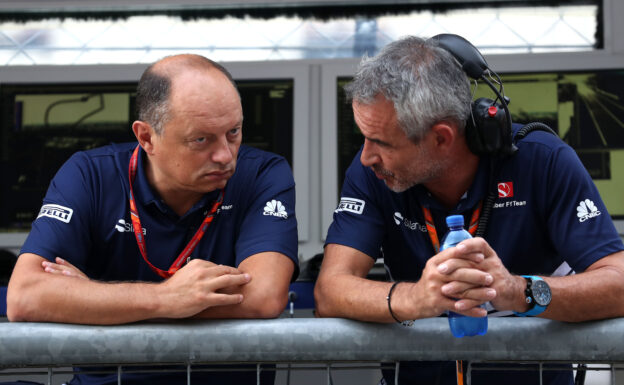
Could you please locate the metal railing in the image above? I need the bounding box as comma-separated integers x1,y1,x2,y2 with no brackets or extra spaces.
1,317,624,384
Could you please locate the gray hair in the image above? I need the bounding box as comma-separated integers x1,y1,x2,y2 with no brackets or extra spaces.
344,36,472,142
135,54,238,136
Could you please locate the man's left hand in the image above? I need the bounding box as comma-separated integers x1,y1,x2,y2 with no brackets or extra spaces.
437,237,526,313
42,257,89,280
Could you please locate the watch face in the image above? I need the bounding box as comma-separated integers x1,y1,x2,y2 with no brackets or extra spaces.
532,280,552,306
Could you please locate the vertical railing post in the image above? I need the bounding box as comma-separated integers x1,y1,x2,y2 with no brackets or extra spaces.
394,361,400,385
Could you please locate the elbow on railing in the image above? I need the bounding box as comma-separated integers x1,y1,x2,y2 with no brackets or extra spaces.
312,280,334,318
6,287,37,322
249,295,289,319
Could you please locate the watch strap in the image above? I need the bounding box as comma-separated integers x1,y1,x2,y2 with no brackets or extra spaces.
513,275,547,317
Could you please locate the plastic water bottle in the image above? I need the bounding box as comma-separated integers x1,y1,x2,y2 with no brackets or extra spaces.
440,215,488,337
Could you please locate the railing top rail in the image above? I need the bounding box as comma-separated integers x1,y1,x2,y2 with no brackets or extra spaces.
1,317,622,367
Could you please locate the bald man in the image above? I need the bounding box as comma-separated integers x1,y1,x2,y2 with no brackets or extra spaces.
7,55,298,385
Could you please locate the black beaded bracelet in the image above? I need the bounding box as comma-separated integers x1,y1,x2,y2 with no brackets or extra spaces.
386,281,403,323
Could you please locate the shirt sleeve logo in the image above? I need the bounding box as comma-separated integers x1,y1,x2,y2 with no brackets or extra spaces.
263,199,288,219
37,204,73,223
577,199,601,222
335,197,365,215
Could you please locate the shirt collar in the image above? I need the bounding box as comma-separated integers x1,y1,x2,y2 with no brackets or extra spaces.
133,146,220,216
413,156,490,213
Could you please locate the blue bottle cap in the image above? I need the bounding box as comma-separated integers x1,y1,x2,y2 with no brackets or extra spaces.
446,215,464,227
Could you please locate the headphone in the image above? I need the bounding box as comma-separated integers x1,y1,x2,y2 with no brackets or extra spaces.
429,34,517,157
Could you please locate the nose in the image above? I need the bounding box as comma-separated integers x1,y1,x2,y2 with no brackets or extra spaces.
360,139,379,168
211,136,234,165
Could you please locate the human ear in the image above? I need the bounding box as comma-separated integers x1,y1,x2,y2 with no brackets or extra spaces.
430,121,456,151
132,121,155,154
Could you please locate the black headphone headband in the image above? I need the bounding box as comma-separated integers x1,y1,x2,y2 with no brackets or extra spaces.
428,34,516,157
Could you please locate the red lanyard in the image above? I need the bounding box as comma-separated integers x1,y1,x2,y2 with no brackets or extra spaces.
128,145,224,279
422,200,482,254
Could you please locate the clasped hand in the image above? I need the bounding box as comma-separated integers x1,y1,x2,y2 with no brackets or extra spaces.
422,237,516,317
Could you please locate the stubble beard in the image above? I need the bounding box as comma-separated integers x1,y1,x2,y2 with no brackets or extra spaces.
378,148,445,194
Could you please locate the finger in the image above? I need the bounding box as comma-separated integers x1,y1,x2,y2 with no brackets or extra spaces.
55,257,73,267
452,299,489,317
455,238,495,259
42,261,62,272
443,267,493,287
208,264,244,277
433,246,485,265
186,259,218,268
54,258,88,279
208,273,252,291
54,257,80,271
442,283,496,301
207,292,245,307
42,263,61,274
437,258,482,275
43,264,74,277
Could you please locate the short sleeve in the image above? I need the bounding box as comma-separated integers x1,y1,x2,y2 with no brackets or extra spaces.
20,152,95,271
325,150,386,260
543,144,624,271
234,155,299,275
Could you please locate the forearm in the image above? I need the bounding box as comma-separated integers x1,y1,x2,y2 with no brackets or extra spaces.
490,251,624,322
7,253,250,324
315,273,399,322
542,263,624,322
8,272,163,324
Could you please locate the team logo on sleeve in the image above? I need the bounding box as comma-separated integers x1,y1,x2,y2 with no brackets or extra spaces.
37,204,73,223
577,199,601,222
263,200,288,219
335,197,365,214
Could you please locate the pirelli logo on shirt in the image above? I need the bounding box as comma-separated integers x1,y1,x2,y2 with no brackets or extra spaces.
335,197,365,215
37,204,73,223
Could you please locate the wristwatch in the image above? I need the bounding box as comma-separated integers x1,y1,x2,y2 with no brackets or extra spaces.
513,275,551,317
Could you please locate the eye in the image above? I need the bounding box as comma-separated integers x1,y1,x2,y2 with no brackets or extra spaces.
228,127,241,137
194,137,206,143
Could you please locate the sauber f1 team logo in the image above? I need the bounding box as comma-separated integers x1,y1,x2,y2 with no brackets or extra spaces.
498,182,514,198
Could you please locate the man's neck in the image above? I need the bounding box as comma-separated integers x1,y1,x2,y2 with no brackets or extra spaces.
144,159,203,217
424,153,480,210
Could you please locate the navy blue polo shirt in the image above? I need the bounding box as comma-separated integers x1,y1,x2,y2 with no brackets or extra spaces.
326,127,624,385
21,142,299,385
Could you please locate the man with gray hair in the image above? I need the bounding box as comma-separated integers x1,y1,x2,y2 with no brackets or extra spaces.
7,54,298,385
314,35,624,385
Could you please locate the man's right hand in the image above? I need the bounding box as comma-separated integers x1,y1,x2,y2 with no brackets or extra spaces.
156,259,251,318
390,243,495,320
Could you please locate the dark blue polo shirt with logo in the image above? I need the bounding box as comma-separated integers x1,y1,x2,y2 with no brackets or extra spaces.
325,127,624,385
21,142,299,385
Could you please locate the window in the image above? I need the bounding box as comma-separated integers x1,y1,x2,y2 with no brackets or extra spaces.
335,69,624,217
0,79,294,230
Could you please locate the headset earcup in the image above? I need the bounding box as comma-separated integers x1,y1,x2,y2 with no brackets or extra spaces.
466,98,512,155
465,100,487,155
